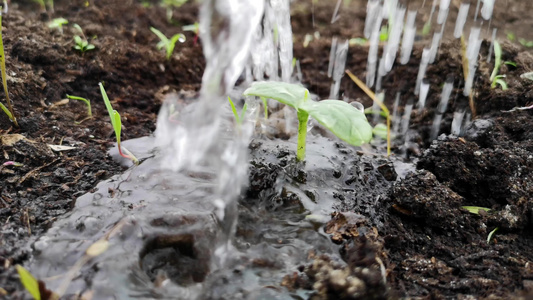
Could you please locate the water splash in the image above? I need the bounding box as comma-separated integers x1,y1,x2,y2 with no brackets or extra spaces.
431,76,454,140
418,79,430,109
329,39,349,99
400,10,417,65
454,2,470,38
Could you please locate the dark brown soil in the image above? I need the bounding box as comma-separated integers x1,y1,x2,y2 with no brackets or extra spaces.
1,0,533,299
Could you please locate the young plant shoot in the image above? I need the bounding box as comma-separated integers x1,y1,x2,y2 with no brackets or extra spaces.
99,83,139,165
73,24,95,53
227,96,247,128
244,81,372,161
66,94,92,118
150,27,186,60
48,18,68,34
0,13,17,127
490,41,508,90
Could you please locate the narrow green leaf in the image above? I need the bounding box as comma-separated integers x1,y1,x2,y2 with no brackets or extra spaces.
85,44,95,50
227,96,240,123
0,102,13,120
487,227,499,244
15,265,41,300
243,81,309,109
113,111,122,144
302,100,373,146
150,27,169,45
462,206,491,215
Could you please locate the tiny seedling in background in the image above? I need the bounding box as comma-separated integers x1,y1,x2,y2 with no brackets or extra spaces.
66,94,92,118
244,81,372,161
227,96,247,128
160,0,188,22
519,38,533,48
73,24,95,53
0,13,18,127
32,0,53,12
490,41,508,91
48,17,68,34
182,22,199,45
150,27,186,60
99,83,139,165
487,227,499,244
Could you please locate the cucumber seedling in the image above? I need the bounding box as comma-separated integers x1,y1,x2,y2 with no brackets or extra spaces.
0,12,17,127
244,81,372,161
150,27,186,60
99,83,139,165
48,17,68,34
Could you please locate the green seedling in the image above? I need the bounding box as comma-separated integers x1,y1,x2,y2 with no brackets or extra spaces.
31,0,53,12
73,24,95,53
99,83,139,165
519,38,533,48
182,22,199,45
487,227,499,244
227,96,247,128
506,32,515,42
150,27,186,60
66,94,92,118
490,41,509,90
48,18,68,34
161,0,188,21
16,265,41,300
349,37,367,46
0,13,17,127
243,81,372,161
379,25,389,42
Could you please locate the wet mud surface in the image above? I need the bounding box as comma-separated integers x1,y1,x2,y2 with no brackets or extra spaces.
1,0,533,299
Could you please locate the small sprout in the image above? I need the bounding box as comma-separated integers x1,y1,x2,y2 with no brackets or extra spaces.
0,13,17,127
182,22,199,45
422,21,431,36
487,227,499,244
2,161,23,166
66,94,92,118
372,123,388,140
150,27,186,60
160,0,188,22
492,75,508,90
490,41,509,90
227,96,247,128
32,0,53,12
519,38,533,48
506,31,515,42
73,24,95,53
244,81,372,161
99,83,139,165
48,18,68,34
15,265,41,300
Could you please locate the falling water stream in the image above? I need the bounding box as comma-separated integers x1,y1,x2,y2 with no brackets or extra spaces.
23,0,499,298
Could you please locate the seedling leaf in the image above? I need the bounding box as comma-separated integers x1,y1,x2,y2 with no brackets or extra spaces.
15,265,41,300
490,40,502,82
66,94,92,117
244,81,308,109
487,227,499,244
372,123,388,139
303,100,373,146
462,206,491,214
150,27,169,45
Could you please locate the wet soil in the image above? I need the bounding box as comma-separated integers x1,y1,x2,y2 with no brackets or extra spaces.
1,0,533,299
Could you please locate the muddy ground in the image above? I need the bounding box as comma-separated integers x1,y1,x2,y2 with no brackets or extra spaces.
1,0,533,299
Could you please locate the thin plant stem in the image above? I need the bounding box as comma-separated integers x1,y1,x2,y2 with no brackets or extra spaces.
296,111,309,161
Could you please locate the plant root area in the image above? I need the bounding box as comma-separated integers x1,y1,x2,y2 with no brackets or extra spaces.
1,0,533,299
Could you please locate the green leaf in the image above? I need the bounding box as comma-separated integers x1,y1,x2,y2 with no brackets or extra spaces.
74,35,82,45
85,44,95,50
372,123,388,139
112,111,122,144
462,206,491,215
15,265,41,300
0,102,13,120
487,227,499,244
302,100,373,146
228,96,240,123
243,81,309,109
150,27,169,45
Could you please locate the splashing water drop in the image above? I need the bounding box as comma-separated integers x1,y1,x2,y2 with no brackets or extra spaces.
481,0,494,20
451,108,466,136
418,79,430,109
431,76,454,140
391,92,401,135
383,5,406,72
